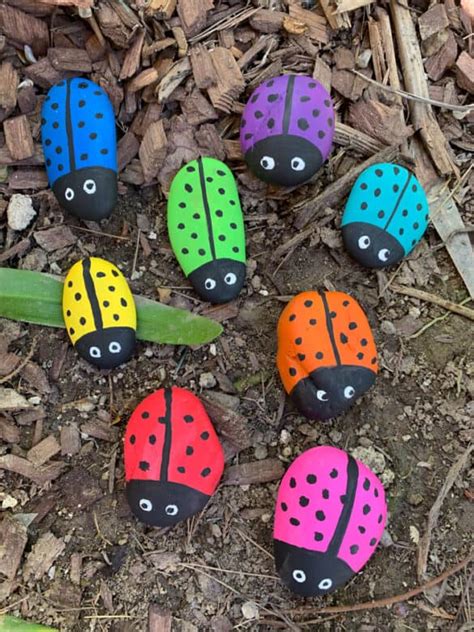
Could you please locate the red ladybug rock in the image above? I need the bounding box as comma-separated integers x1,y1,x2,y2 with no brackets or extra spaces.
124,387,224,527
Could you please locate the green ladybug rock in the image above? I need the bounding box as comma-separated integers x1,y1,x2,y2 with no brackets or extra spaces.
167,157,246,303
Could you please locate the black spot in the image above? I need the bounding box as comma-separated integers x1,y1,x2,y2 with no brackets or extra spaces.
304,300,313,307
295,337,302,345
58,164,64,171
349,322,357,330
309,82,316,88
103,300,110,307
324,99,331,107
52,103,59,110
318,130,325,139
45,139,52,146
185,183,193,192
289,477,297,488
416,203,422,210
363,478,370,491
314,532,324,541
186,166,196,172
113,314,119,321
315,351,324,359
254,110,263,119
412,184,417,192
289,314,296,321
340,333,348,344
149,434,156,444
218,188,225,195
297,353,305,361
328,117,333,127
312,108,320,117
350,545,359,554
358,526,366,534
216,170,226,176
340,495,347,504
184,415,193,423
300,96,310,102
121,298,127,307
95,113,104,119
322,489,329,499
178,223,185,229
55,146,62,154
374,488,379,498
206,176,213,183
94,90,101,96
361,338,368,347
179,202,186,209
193,213,200,219
100,148,108,155
357,352,364,360
411,239,416,246
139,461,149,471
130,434,135,444
108,286,116,292
218,235,226,241
375,169,383,177
90,133,97,140
371,357,377,365
251,93,259,103
230,222,237,229
393,185,399,192
142,411,150,419
361,202,368,210
413,222,419,230
268,94,278,102
201,467,211,477
191,233,198,239
229,200,236,206
281,502,288,511
200,431,209,440
80,317,86,325
69,328,75,335
290,517,300,526
232,247,239,253
181,248,189,255
267,118,275,129
244,133,252,140
80,153,88,160
330,469,338,478
178,466,185,473
394,166,400,174
74,292,82,301
198,249,206,256
186,446,194,456
399,228,404,235
158,417,166,424
297,118,309,131
78,121,85,128
330,311,337,318
267,80,274,87
360,183,368,190
378,210,385,219
378,513,383,523
289,368,297,377
343,300,350,306
78,82,88,89
78,100,86,107
216,210,223,217
112,268,118,276
315,510,325,521
46,159,51,166
66,310,71,317
374,188,381,197
299,496,309,507
306,474,317,484
309,319,317,325
370,538,377,546
425,214,429,221
363,504,371,515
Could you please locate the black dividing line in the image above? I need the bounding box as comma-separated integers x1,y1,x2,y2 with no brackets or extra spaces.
159,388,173,482
282,75,296,135
327,454,359,557
319,290,341,366
197,157,216,260
384,171,411,230
65,79,76,172
82,258,103,330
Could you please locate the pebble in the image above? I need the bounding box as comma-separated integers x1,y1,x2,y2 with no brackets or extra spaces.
329,429,342,443
7,194,36,231
199,372,217,389
241,601,259,620
279,429,291,445
381,320,397,336
408,493,424,506
254,445,268,460
351,445,395,487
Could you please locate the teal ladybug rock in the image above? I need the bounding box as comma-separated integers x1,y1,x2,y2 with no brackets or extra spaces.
167,157,246,304
341,163,429,268
41,78,117,221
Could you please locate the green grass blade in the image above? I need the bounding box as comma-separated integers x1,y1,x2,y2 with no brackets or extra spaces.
0,615,57,632
0,268,222,345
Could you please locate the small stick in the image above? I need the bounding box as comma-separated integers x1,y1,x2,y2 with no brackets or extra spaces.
0,337,37,385
70,225,131,241
409,298,472,339
389,284,474,321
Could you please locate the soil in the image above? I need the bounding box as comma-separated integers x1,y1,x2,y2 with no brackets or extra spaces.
1,183,472,631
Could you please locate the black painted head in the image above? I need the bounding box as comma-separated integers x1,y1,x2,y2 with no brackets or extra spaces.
274,539,353,597
75,327,135,370
245,135,323,187
53,167,117,221
290,365,376,420
342,222,405,269
126,479,210,527
188,259,246,304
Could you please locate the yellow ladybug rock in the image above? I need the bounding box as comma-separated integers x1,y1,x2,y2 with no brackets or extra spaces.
63,257,136,369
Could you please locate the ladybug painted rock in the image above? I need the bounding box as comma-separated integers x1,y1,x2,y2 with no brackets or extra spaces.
240,74,334,187
41,78,117,221
341,163,430,268
274,446,387,597
167,157,246,304
277,291,378,420
124,387,224,527
62,257,136,369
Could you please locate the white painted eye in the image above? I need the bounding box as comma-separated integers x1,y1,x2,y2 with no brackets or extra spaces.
378,248,390,262
260,156,275,170
344,386,355,399
165,504,178,516
224,272,237,285
316,390,328,402
89,346,101,358
204,278,216,290
109,341,121,354
139,498,152,512
291,157,305,171
292,569,306,583
65,187,74,201
358,235,371,249
83,179,97,194
318,578,333,591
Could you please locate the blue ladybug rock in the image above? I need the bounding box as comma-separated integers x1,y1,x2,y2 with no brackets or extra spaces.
341,163,429,268
41,78,117,221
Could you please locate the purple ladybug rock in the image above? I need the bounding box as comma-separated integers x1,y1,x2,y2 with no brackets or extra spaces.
274,446,387,597
240,74,334,187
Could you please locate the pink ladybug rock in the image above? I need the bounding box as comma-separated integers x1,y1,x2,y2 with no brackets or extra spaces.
274,446,387,597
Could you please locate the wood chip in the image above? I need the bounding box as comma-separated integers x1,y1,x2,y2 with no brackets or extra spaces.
48,47,92,73
9,168,49,190
250,9,285,33
0,454,65,485
455,51,474,94
60,424,81,456
0,387,31,410
320,0,350,29
425,31,457,81
127,67,159,94
146,0,176,19
118,131,140,171
80,419,119,442
335,0,374,11
0,416,20,443
33,225,77,252
223,459,285,486
119,30,146,80
0,62,19,110
60,466,103,510
207,47,245,113
38,0,93,6
24,57,66,90
0,515,28,580
189,44,217,90
181,88,218,125
0,4,49,57
313,56,332,93
23,532,66,581
348,100,413,145
70,553,82,585
139,120,168,182
27,434,61,466
418,4,449,42
177,0,212,37
200,394,253,459
3,115,34,162
148,604,172,632
17,84,37,115
288,5,329,43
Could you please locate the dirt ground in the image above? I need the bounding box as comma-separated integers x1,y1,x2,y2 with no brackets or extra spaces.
1,180,473,630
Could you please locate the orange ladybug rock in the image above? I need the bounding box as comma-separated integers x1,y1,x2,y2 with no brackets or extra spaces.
277,291,378,420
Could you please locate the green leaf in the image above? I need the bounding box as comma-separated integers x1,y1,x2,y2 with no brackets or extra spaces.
0,268,222,345
0,615,57,632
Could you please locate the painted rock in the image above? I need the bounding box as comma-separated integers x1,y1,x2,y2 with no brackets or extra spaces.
341,163,430,268
62,257,136,369
167,157,246,303
277,291,378,420
240,74,334,187
41,78,117,221
274,446,387,597
124,387,224,527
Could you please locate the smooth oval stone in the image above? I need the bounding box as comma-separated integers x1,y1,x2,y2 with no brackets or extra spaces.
277,290,378,420
41,78,117,221
124,387,224,527
62,257,136,369
167,157,246,304
341,163,430,268
274,445,387,597
240,74,334,187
